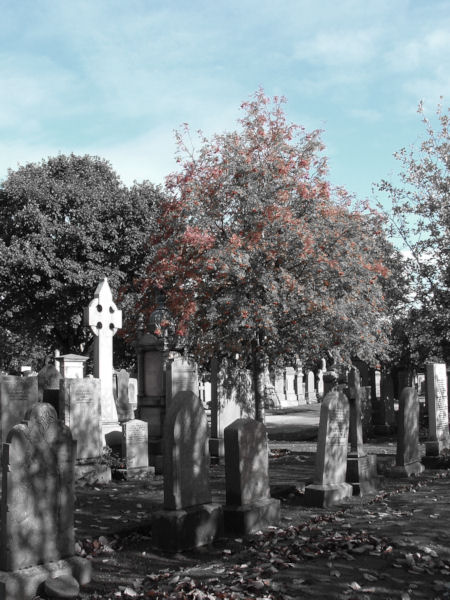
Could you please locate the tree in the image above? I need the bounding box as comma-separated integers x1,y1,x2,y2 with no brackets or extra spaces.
0,154,164,372
378,101,450,366
130,91,392,417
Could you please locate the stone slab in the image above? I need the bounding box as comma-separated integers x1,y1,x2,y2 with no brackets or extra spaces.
303,482,353,507
224,498,280,535
0,556,91,600
152,503,223,553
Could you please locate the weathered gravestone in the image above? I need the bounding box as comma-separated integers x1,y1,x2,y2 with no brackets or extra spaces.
284,367,298,406
121,419,152,479
113,369,135,422
84,277,122,442
387,387,424,477
54,354,88,379
346,367,378,495
305,371,317,403
152,391,223,552
304,391,352,506
295,361,306,404
37,361,62,414
0,376,37,448
0,403,90,599
166,355,199,405
59,378,110,483
209,358,242,461
425,363,450,457
274,370,286,407
224,419,280,534
371,369,391,435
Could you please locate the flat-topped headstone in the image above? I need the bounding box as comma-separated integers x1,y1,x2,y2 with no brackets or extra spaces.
285,367,298,406
55,354,88,379
304,390,352,506
0,375,37,446
1,403,74,571
59,378,102,462
224,418,280,534
425,363,450,456
153,391,223,551
122,419,151,478
387,387,424,477
84,277,122,432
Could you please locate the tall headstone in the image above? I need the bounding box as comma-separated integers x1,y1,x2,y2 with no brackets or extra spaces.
284,367,298,406
425,363,450,456
122,419,152,479
317,358,326,398
224,419,280,534
387,387,424,477
0,376,37,447
295,361,305,404
0,404,90,597
274,370,286,406
305,371,317,403
84,278,122,440
113,369,135,422
304,391,352,506
346,367,378,495
152,391,223,552
209,358,241,461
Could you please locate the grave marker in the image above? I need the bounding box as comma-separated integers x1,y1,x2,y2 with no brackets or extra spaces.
425,363,450,456
0,376,37,447
122,419,151,478
113,369,135,422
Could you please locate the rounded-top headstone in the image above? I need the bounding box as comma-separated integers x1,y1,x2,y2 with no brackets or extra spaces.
44,574,80,599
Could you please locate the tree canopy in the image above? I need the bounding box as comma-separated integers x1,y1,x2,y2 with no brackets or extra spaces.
130,91,392,389
0,153,164,372
378,101,450,367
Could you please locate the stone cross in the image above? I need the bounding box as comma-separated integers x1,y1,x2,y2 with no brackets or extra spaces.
84,278,122,424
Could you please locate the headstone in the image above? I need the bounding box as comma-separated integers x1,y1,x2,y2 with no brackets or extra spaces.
425,363,450,456
128,377,138,414
304,391,352,506
380,372,396,429
0,403,91,597
224,418,280,534
273,370,286,406
152,391,223,552
305,371,317,403
84,277,122,439
166,355,199,404
113,369,134,422
387,387,424,477
37,362,62,414
284,367,298,406
346,367,378,495
122,419,152,478
55,354,88,379
317,358,326,398
0,375,37,446
209,359,241,461
371,369,390,434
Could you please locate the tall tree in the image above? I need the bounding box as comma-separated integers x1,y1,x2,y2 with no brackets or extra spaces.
0,154,163,372
130,91,392,416
378,101,450,366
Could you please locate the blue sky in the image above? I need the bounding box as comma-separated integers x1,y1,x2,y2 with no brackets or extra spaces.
1,0,449,207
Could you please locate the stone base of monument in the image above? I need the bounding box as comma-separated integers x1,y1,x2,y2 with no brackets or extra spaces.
346,454,379,495
285,393,299,407
148,440,164,474
224,498,280,535
74,461,111,484
0,556,91,600
152,503,223,552
425,439,450,456
386,461,425,478
302,482,353,507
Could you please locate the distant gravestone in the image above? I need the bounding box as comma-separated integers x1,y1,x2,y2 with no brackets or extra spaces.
114,369,135,422
274,370,286,406
59,379,102,463
295,362,306,404
152,391,223,552
305,371,317,403
284,367,298,406
388,387,424,477
128,377,138,413
55,354,88,379
304,391,352,506
166,356,198,405
37,362,62,414
425,363,450,456
0,403,91,596
0,375,37,446
84,278,122,436
122,419,151,478
346,367,378,495
224,419,280,534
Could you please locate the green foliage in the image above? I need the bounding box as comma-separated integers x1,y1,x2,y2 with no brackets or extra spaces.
130,91,392,379
0,153,163,371
378,101,450,366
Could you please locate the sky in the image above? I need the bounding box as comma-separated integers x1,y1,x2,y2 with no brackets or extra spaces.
1,0,449,208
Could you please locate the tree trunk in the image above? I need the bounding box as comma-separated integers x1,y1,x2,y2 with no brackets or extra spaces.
252,339,265,423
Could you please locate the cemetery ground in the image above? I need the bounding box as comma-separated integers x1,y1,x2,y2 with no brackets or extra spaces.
63,406,450,600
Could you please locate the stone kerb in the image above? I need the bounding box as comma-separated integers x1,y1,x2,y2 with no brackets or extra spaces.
304,391,352,507
425,363,450,456
152,391,223,552
224,419,280,534
0,403,91,599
